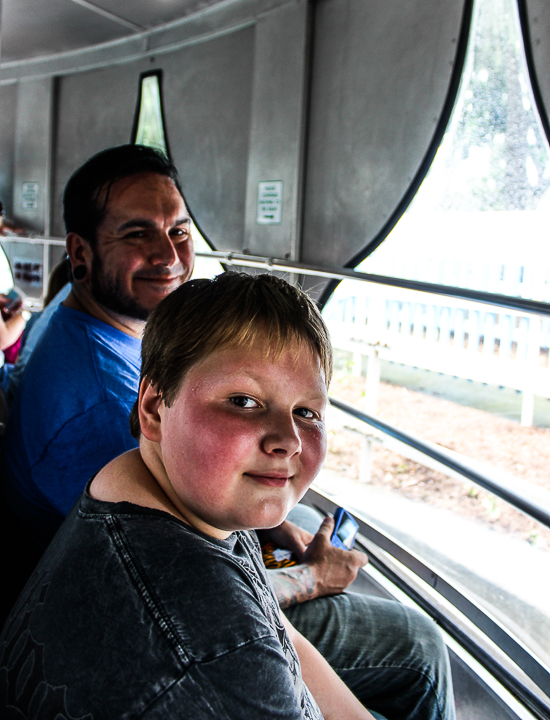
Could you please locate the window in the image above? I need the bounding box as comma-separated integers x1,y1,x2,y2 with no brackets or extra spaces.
321,0,550,675
130,70,223,278
362,0,550,300
131,71,169,157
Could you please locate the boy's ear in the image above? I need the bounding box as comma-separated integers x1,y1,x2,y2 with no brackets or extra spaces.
138,380,163,443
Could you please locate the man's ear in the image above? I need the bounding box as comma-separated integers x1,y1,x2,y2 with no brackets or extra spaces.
138,380,164,443
66,232,93,276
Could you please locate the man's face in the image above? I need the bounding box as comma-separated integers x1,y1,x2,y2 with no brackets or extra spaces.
156,335,328,539
90,172,194,320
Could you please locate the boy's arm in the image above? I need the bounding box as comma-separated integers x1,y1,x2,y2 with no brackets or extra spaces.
268,517,368,609
282,613,375,720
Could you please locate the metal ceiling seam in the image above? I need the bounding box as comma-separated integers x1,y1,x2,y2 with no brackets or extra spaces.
0,21,251,85
67,0,145,32
0,0,292,83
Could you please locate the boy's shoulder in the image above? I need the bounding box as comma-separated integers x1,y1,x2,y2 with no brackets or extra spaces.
113,508,275,617
2,499,281,683
77,496,281,658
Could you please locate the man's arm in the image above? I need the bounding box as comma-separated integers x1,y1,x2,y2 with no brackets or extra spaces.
268,517,368,609
282,613,375,720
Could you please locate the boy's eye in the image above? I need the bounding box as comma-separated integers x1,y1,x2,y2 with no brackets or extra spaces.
294,407,315,419
229,396,259,409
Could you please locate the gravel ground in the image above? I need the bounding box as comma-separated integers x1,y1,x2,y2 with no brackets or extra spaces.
326,374,550,550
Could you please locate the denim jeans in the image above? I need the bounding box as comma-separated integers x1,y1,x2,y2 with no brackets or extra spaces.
284,505,456,720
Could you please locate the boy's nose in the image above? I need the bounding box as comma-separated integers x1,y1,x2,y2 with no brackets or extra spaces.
262,414,302,456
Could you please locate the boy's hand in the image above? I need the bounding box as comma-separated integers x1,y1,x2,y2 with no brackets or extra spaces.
268,517,368,609
303,517,368,597
261,520,314,560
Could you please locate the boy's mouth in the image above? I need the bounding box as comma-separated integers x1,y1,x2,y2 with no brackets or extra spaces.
245,472,291,487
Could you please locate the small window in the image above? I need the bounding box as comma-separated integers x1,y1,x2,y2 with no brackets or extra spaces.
130,70,223,278
131,71,169,157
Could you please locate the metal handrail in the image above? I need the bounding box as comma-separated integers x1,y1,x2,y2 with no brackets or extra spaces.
197,250,550,317
0,235,66,247
329,396,550,531
308,487,550,719
2,239,550,317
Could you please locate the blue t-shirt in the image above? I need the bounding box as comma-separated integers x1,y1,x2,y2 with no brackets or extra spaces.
2,305,141,545
6,283,71,404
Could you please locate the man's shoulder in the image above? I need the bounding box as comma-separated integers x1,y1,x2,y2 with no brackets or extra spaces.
6,306,140,458
23,305,140,394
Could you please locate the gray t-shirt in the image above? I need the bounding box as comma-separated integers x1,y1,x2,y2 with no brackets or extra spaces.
0,488,323,719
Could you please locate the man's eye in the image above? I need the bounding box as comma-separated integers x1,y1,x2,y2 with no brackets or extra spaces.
294,407,315,419
230,396,259,409
171,228,189,240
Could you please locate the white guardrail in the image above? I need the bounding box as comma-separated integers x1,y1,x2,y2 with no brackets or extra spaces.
2,236,549,425
324,283,550,427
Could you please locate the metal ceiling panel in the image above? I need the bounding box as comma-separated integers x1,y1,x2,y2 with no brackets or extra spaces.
96,0,225,30
301,0,467,269
0,84,17,218
1,0,134,62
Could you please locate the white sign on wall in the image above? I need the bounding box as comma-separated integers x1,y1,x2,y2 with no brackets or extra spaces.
257,181,283,224
21,182,39,210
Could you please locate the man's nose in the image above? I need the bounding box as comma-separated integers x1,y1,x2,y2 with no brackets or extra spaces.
150,232,179,266
261,413,302,456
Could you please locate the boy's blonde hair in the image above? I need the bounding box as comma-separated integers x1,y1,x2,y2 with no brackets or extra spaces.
129,272,332,438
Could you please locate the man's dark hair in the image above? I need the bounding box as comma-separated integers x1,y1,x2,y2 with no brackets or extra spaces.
62,144,184,247
129,272,333,438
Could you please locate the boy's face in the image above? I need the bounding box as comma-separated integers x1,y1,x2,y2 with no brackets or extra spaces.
155,335,328,539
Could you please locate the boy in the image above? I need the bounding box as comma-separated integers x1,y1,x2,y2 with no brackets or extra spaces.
1,273,374,719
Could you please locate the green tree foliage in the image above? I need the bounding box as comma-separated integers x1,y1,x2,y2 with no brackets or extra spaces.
439,0,550,211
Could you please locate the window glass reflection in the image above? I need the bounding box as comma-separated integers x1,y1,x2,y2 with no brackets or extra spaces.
363,0,550,304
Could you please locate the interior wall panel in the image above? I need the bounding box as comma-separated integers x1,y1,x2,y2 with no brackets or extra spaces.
52,62,144,236
162,27,255,249
302,0,467,268
522,0,550,139
13,78,54,235
244,0,309,260
0,83,17,219
51,26,254,248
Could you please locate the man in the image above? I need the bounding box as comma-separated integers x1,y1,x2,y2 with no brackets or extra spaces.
2,145,455,719
3,145,193,547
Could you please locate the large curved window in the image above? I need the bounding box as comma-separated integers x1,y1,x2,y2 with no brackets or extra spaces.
321,0,550,681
